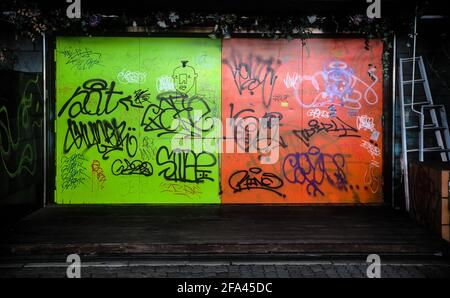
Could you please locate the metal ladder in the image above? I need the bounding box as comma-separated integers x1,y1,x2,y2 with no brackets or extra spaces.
399,55,450,211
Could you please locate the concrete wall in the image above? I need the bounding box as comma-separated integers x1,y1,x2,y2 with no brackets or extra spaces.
0,25,44,223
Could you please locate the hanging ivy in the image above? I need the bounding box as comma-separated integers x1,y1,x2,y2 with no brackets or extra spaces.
0,46,17,70
1,1,416,79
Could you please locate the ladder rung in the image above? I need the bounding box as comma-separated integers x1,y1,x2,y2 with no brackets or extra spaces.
423,126,447,131
403,79,426,84
403,96,428,101
423,147,450,152
421,104,445,110
405,124,442,130
401,57,423,62
406,147,450,153
404,101,430,107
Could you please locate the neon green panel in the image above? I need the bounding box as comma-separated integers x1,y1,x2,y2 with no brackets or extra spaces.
55,37,221,203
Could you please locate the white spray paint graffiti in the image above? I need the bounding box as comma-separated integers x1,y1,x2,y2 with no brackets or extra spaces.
283,72,301,89
306,108,330,119
361,140,381,158
117,70,147,84
364,160,380,193
156,76,176,93
284,61,379,110
357,115,375,131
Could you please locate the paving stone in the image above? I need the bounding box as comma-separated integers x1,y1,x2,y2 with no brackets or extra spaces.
250,271,266,278
276,272,290,278
1,260,450,278
311,265,324,272
168,272,192,278
264,272,279,278
116,272,147,278
288,271,304,278
263,265,276,272
91,273,118,278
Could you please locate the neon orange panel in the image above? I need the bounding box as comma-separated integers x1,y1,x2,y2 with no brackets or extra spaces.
221,38,384,204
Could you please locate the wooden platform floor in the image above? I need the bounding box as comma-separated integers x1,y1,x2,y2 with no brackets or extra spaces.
1,205,449,258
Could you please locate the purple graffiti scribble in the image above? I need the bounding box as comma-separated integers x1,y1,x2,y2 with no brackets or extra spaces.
289,60,378,110
282,146,347,196
322,60,354,106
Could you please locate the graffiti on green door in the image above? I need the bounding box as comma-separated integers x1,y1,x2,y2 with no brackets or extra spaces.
56,37,221,203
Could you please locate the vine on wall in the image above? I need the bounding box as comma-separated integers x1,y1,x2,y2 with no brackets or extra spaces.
1,1,417,79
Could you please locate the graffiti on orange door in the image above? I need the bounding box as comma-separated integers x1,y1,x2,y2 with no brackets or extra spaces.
221,38,383,203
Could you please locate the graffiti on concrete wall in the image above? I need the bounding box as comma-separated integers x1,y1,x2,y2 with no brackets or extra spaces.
55,37,383,204
0,73,43,201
